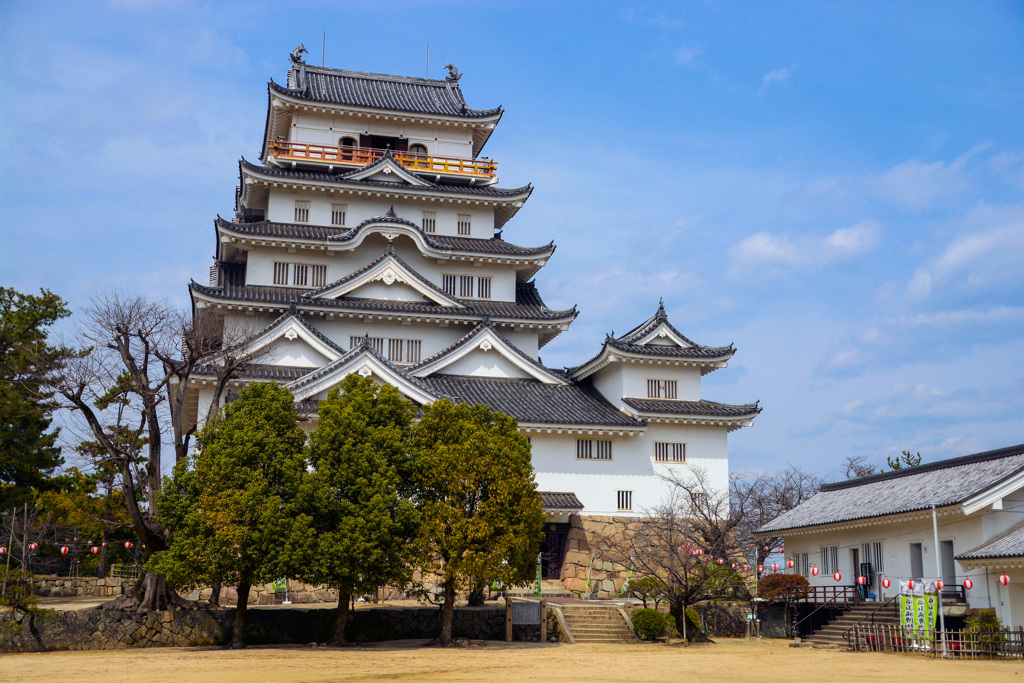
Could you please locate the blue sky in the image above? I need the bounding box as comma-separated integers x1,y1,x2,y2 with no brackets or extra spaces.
2,1,1022,478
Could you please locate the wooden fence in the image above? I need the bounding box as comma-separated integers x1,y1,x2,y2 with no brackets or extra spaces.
852,624,1024,659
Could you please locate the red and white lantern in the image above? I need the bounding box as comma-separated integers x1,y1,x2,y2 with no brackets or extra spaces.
29,542,38,551
60,546,69,555
787,559,794,569
717,558,725,565
101,542,107,547
833,571,842,582
743,564,750,571
963,578,973,590
763,546,769,553
779,547,784,553
771,562,778,572
936,580,944,591
1000,574,1010,586
124,541,133,550
882,578,891,589
0,546,6,555
757,565,764,573
91,546,99,555
857,575,866,586
908,579,915,590
695,548,703,557
811,566,819,577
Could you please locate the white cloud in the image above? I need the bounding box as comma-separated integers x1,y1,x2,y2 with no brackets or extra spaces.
673,45,704,67
729,220,882,277
823,220,881,258
871,144,989,212
759,67,791,94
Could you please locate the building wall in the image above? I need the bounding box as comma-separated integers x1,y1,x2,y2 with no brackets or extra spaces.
590,361,703,402
287,111,476,160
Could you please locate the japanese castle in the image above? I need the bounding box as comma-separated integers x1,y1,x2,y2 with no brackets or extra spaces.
187,47,760,586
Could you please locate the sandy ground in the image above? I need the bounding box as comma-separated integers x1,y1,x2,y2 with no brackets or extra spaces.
2,638,1022,683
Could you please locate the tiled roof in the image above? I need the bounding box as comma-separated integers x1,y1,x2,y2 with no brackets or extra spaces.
240,158,529,198
224,363,314,382
957,520,1024,561
189,281,577,322
540,492,584,511
621,397,761,418
272,65,502,119
757,443,1024,535
246,304,348,356
214,217,553,257
418,375,644,427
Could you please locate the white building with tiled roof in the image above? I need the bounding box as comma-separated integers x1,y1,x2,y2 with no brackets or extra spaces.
757,443,1024,629
185,49,759,590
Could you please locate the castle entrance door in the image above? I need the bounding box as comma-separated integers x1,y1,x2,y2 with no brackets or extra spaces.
541,523,570,580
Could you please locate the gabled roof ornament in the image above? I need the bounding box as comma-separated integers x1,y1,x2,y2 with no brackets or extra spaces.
288,301,298,315
384,205,398,219
290,44,307,64
655,298,667,321
444,61,461,82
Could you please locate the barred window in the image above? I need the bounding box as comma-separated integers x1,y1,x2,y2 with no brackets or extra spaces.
350,336,422,364
577,439,612,460
407,340,422,364
459,275,474,298
457,213,471,235
273,262,289,285
821,546,839,575
292,264,308,287
794,552,810,577
331,203,347,226
311,264,327,288
294,200,310,223
422,211,437,233
617,490,633,512
388,338,403,363
477,277,492,299
647,379,678,399
654,442,686,463
442,274,457,295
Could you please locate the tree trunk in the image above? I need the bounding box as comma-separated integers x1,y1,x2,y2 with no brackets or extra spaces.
210,583,221,606
232,577,252,649
100,571,194,613
467,583,485,607
437,581,456,646
330,591,351,645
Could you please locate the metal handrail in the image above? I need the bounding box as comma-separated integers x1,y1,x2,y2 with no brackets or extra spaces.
842,593,899,643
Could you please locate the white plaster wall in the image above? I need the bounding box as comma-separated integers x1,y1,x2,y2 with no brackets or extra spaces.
591,365,624,406
439,348,537,379
260,337,331,367
288,112,475,159
620,363,702,400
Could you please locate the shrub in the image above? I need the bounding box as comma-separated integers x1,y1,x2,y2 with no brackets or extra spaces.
632,608,669,640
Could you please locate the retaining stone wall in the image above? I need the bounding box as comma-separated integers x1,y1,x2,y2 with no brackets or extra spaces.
560,514,638,598
32,575,126,598
2,606,549,653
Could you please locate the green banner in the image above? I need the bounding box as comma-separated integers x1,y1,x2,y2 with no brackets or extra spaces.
923,592,938,640
621,559,635,595
900,595,915,637
913,595,926,639
533,552,542,596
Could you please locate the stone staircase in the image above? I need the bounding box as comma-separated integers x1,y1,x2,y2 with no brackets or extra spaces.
558,604,638,644
803,602,901,649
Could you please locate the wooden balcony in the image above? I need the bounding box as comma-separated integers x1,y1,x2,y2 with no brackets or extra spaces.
266,140,497,180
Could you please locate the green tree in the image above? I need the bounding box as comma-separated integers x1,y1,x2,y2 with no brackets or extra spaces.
411,399,544,646
295,375,418,645
886,450,922,471
154,382,307,648
0,287,72,509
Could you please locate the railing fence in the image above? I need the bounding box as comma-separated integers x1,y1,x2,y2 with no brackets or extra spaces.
853,624,1024,659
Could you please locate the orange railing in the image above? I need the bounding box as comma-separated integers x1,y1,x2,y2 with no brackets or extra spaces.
266,140,497,178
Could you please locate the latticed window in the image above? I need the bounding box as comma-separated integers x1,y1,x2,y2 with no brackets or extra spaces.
617,490,633,511
477,277,492,299
647,379,678,399
388,339,403,363
654,442,685,463
310,265,327,288
350,336,422,364
457,213,471,235
407,340,422,363
294,200,310,223
331,203,347,226
821,546,839,574
442,274,457,295
459,275,474,298
273,262,289,285
292,264,308,287
577,439,612,460
422,211,437,233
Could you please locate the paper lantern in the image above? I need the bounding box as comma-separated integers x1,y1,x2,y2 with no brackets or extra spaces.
771,562,778,572
779,547,784,553
731,563,738,570
907,579,915,590
717,558,724,565
91,546,99,555
60,546,69,555
936,580,944,591
1000,574,1010,586
757,565,764,573
0,546,5,555
833,571,842,582
882,578,891,589
787,559,794,569
73,537,78,542
695,548,703,557
124,541,133,550
811,566,819,577
763,546,769,552
963,578,973,590
102,542,107,547
857,575,866,586
743,564,750,571
29,542,38,551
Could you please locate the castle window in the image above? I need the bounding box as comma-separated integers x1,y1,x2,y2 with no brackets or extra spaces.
617,490,633,512
273,262,289,285
409,143,428,155
331,203,347,226
457,214,472,236
339,137,357,160
442,274,457,295
577,439,612,460
477,277,492,299
647,379,678,399
443,274,493,299
407,340,422,364
422,211,437,233
654,442,686,463
459,275,474,298
350,336,422,364
292,264,308,287
311,264,327,288
294,200,310,223
821,546,838,574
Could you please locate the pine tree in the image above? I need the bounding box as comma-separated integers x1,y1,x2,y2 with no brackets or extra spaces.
295,375,419,644
154,382,307,648
412,399,544,646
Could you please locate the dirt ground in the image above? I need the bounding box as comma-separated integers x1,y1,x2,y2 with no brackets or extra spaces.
2,638,1022,683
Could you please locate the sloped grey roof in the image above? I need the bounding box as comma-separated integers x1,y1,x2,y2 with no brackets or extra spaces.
541,492,584,511
758,444,1024,535
419,375,644,427
272,66,501,118
957,520,1024,561
622,397,761,418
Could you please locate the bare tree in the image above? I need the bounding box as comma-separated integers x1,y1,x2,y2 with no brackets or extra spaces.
731,466,821,568
842,454,876,480
43,292,263,611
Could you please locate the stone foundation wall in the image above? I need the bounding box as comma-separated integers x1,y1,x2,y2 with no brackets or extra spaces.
2,605,550,653
560,514,637,598
32,575,127,598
